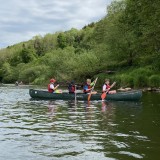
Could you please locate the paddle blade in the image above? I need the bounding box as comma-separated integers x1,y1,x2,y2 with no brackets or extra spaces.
101,92,106,100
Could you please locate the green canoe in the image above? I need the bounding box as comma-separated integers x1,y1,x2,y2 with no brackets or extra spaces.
29,89,142,101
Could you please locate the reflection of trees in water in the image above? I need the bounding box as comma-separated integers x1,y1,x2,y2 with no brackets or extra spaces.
64,101,116,143
47,100,143,160
95,101,116,135
96,101,143,159
75,101,143,159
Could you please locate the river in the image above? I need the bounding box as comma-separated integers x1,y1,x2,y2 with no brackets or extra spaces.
0,85,160,160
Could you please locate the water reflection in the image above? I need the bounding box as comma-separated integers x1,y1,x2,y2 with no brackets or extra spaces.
1,87,160,160
47,101,57,118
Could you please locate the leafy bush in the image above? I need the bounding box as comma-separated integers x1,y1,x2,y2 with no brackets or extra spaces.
19,65,49,84
33,77,46,85
130,68,152,77
133,75,148,88
129,68,152,87
1,62,16,83
149,75,160,88
119,74,134,88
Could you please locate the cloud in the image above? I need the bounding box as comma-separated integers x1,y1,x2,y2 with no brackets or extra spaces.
0,0,112,48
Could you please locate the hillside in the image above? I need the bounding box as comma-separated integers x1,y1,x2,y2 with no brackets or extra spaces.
0,0,160,88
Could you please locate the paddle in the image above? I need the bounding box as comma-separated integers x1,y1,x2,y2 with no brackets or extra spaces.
101,82,116,100
75,85,77,104
101,89,109,100
88,77,98,101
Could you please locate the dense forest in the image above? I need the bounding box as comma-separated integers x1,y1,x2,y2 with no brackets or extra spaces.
0,0,160,88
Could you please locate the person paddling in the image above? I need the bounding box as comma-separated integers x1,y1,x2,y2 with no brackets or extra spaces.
102,79,116,94
68,81,75,94
101,79,116,101
48,78,62,93
83,79,97,94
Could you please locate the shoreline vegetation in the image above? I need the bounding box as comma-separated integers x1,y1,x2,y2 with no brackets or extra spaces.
0,0,160,89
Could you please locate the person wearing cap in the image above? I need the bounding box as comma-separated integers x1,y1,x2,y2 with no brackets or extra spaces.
83,79,97,94
48,78,60,93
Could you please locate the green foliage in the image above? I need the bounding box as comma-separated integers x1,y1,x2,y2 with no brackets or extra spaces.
10,52,23,66
149,75,160,88
1,62,17,83
129,68,152,87
119,74,134,88
20,47,37,63
57,33,67,49
0,0,159,88
123,0,160,69
95,0,140,66
33,76,46,85
130,68,152,77
19,65,49,84
57,28,84,50
31,33,58,56
133,75,148,88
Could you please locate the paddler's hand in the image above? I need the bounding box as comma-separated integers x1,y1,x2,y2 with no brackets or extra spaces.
90,87,94,90
87,88,92,91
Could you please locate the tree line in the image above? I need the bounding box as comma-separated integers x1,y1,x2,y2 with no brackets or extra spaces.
0,0,160,88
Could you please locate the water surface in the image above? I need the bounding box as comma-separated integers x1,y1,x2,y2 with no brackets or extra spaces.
0,86,160,160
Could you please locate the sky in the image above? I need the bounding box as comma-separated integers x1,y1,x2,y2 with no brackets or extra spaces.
0,0,113,49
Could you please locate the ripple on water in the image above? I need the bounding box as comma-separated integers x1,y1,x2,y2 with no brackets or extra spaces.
118,151,144,159
0,87,160,160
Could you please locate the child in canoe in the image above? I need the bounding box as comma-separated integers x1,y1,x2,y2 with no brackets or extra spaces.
102,79,116,94
48,78,62,93
83,79,97,94
68,81,76,94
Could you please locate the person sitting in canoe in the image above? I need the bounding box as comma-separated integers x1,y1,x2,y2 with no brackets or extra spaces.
68,81,75,94
48,78,62,93
83,79,97,94
102,79,116,94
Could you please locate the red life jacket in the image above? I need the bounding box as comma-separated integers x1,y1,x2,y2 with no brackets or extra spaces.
83,84,91,93
48,84,54,93
68,85,75,93
105,84,111,89
102,84,111,92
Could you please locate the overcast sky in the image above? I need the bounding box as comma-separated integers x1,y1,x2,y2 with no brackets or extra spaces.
0,0,113,49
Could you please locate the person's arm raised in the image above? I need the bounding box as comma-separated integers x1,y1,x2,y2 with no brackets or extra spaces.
53,84,59,91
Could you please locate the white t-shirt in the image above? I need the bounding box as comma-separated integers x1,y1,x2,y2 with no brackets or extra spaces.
50,84,55,90
102,84,110,92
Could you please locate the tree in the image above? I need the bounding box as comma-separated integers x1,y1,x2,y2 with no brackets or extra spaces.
57,33,67,49
20,47,37,63
1,62,15,83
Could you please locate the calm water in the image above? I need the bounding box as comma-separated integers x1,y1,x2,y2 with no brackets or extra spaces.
0,86,160,160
